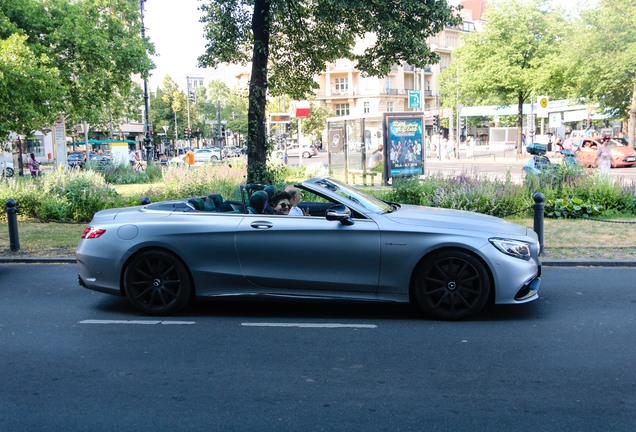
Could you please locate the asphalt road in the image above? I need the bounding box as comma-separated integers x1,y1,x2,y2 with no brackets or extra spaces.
1,263,635,432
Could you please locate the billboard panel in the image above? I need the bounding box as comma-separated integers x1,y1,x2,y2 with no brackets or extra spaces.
385,116,424,179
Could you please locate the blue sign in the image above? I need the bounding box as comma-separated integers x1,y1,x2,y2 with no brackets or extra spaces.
408,91,421,109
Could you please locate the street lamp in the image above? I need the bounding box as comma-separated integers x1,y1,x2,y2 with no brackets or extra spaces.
139,0,152,163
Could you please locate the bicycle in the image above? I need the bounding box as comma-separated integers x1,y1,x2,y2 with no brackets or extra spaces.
132,160,145,173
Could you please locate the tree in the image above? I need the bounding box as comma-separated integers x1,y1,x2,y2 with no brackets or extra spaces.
198,0,461,183
149,75,188,143
562,0,636,146
301,105,331,144
0,0,153,139
0,34,62,139
447,0,570,154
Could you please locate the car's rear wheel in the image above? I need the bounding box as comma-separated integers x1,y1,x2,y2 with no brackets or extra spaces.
414,249,491,320
210,156,218,161
302,151,311,158
123,250,192,315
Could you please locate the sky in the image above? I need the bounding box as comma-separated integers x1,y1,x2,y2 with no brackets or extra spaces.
143,0,597,92
143,0,209,91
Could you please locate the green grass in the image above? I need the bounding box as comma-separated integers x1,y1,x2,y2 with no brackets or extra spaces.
2,217,635,260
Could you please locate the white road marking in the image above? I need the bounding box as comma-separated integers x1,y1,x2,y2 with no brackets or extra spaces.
241,323,377,328
79,319,195,325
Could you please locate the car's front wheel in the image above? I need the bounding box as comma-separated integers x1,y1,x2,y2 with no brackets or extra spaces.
302,151,311,158
3,167,13,177
123,250,193,315
413,249,491,320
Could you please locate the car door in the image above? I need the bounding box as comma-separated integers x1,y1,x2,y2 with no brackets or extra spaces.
235,213,381,293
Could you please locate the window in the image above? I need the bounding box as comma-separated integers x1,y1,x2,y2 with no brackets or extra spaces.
363,101,370,114
335,78,348,92
386,101,394,112
335,104,350,116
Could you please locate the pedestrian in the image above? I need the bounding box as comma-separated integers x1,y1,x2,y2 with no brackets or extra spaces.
594,137,612,175
27,153,39,177
467,135,476,158
129,148,137,171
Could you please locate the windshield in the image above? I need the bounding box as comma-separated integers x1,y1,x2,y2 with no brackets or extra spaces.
312,178,392,213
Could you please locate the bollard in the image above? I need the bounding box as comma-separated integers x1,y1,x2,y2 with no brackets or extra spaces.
6,198,20,251
533,192,545,255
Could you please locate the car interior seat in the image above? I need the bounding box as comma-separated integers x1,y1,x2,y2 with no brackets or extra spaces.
248,191,268,214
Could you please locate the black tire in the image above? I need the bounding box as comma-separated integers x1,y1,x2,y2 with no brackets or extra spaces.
302,151,311,158
3,167,13,177
414,249,491,320
123,250,192,315
210,156,218,161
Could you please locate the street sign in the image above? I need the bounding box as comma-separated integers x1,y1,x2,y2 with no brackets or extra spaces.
408,90,421,109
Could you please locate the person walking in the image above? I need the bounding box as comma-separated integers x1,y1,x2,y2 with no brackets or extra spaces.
26,153,39,177
594,138,612,176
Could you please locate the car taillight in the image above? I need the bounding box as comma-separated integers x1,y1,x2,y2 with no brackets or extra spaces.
81,227,106,239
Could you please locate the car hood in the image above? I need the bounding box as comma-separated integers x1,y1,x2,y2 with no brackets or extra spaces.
385,204,529,237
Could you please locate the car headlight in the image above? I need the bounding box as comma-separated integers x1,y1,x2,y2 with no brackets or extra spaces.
489,238,532,260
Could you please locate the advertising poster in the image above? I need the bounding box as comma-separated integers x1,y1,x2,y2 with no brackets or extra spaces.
386,116,424,177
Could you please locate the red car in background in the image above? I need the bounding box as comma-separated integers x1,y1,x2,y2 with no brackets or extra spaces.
560,137,636,168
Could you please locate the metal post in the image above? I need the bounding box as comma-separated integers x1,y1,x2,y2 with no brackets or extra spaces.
6,198,20,251
533,192,545,255
217,102,223,160
140,0,152,164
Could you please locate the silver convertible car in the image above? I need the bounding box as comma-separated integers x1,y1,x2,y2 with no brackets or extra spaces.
76,177,541,320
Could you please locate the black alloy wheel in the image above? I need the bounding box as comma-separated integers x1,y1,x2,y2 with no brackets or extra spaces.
123,250,192,315
414,250,490,320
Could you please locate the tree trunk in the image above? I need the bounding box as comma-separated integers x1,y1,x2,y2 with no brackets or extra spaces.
517,91,524,156
630,82,636,149
246,0,271,184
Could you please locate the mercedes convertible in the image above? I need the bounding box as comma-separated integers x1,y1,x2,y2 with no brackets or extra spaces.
76,177,541,320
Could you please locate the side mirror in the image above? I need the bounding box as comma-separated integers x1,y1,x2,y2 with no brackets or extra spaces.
326,204,354,226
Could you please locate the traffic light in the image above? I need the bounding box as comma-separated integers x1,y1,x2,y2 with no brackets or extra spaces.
221,125,226,138
189,91,196,104
433,115,440,129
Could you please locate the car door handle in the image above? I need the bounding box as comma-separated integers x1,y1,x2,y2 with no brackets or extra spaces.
250,221,273,229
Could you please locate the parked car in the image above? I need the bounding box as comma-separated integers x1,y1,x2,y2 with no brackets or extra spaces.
68,152,111,169
193,148,221,162
67,152,86,168
76,176,542,321
275,143,318,159
1,159,14,177
564,137,636,168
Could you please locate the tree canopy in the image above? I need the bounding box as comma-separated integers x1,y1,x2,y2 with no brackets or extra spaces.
198,0,462,182
0,0,154,139
447,0,570,153
561,0,636,145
